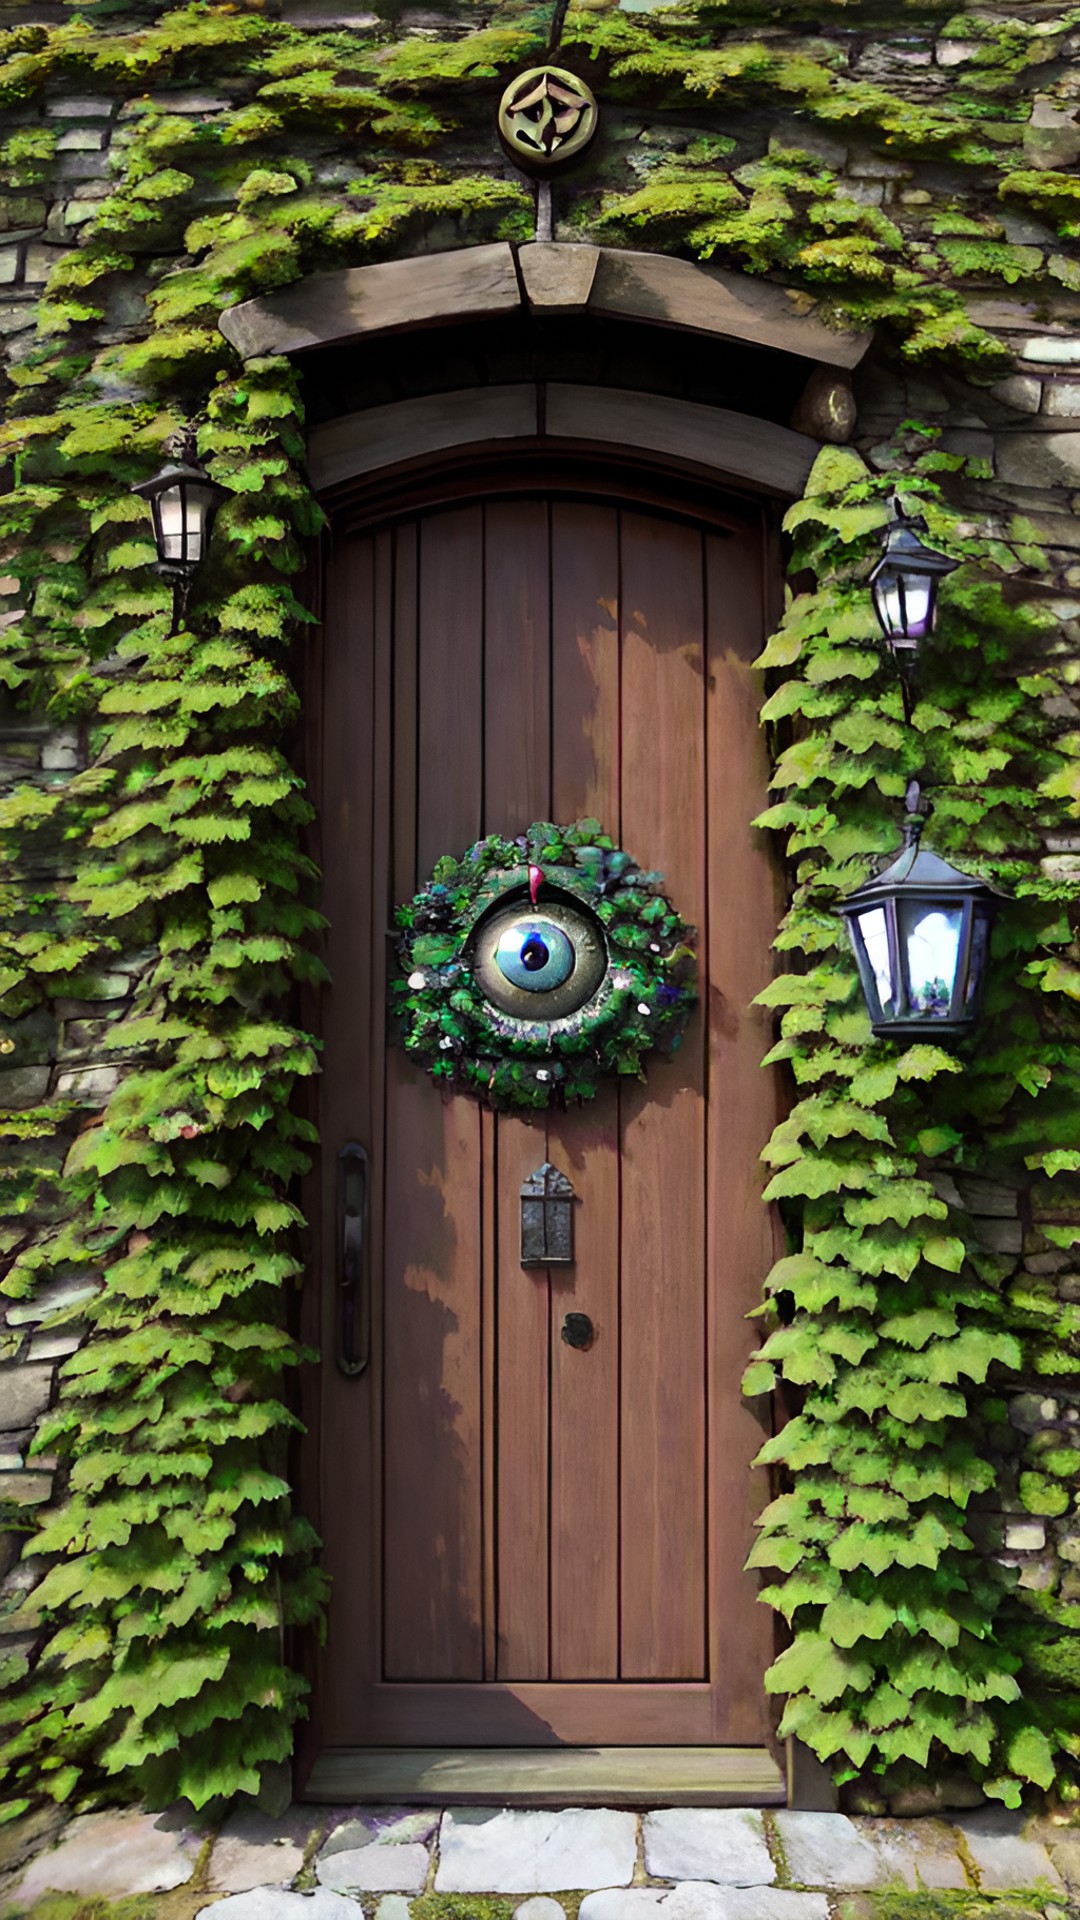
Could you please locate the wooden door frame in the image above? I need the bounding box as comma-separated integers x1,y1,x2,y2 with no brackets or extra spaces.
292,398,800,1807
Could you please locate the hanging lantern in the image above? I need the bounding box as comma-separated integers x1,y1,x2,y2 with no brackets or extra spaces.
132,459,228,578
869,496,959,652
840,785,1005,1042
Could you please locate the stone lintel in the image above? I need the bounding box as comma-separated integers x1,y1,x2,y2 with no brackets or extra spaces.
219,242,522,359
221,243,870,371
518,241,600,313
586,248,868,369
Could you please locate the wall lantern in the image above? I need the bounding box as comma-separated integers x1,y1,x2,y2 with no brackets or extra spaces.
869,496,959,654
132,455,228,627
840,783,1005,1043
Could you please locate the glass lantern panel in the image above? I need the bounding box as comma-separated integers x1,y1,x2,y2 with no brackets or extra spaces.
900,576,934,640
899,900,963,1018
157,487,187,561
872,572,905,640
182,482,217,560
853,905,894,1019
964,907,990,1008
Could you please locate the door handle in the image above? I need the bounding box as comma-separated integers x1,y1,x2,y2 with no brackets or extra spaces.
338,1141,369,1377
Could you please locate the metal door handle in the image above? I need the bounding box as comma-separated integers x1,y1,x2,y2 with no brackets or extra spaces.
339,1142,369,1377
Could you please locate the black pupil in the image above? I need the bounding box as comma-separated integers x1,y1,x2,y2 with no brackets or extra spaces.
520,934,550,973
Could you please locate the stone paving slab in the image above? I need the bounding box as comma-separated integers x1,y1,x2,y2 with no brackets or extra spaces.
772,1811,887,1891
315,1806,438,1894
643,1809,775,1886
322,1808,440,1852
317,1842,430,1892
436,1807,638,1893
663,1888,830,1920
580,1894,668,1920
1048,1835,1080,1889
207,1804,327,1893
954,1809,1066,1893
862,1817,969,1892
11,1808,203,1903
375,1899,412,1920
196,1893,362,1920
580,1887,829,1920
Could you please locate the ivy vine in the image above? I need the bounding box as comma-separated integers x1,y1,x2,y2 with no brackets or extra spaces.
743,435,1080,1807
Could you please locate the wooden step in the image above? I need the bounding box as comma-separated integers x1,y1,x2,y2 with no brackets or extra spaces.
302,1746,787,1806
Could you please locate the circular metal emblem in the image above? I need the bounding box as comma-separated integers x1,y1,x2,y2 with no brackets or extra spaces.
498,65,598,173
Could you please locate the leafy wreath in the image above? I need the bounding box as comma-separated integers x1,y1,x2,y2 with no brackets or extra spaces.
391,819,697,1111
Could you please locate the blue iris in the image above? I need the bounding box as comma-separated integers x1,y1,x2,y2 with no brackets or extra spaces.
495,919,575,992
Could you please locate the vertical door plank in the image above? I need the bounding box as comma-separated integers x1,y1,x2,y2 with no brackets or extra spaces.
550,503,621,841
548,504,621,1679
392,522,419,903
484,500,552,1680
383,508,485,1681
493,1120,551,1678
705,526,781,1740
485,500,552,839
367,528,395,1701
417,507,486,875
618,511,708,1681
318,535,378,1739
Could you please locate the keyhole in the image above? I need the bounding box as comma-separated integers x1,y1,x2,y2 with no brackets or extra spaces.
561,1312,594,1351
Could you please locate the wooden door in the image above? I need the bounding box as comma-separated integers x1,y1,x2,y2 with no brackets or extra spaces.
306,491,780,1755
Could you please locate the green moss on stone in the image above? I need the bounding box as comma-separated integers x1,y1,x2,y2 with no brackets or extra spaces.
1019,1472,1072,1518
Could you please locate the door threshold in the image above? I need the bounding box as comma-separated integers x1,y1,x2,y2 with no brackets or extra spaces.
302,1746,786,1806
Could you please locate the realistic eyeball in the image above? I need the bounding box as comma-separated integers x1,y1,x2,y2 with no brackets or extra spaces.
471,895,607,1021
494,920,574,991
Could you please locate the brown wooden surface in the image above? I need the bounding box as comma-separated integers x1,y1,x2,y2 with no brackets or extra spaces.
548,504,621,1682
384,509,485,1681
704,528,787,1741
308,490,780,1755
619,514,707,1681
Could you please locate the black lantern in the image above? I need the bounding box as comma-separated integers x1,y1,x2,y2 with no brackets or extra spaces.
132,458,228,578
869,496,959,653
840,784,1004,1042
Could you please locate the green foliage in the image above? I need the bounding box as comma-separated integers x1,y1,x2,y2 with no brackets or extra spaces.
554,0,1073,362
743,435,1080,1805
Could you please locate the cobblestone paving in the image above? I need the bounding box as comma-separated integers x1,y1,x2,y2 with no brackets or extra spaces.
1,1803,1078,1918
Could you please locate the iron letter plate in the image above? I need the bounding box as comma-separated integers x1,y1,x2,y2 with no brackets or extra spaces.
520,1161,575,1267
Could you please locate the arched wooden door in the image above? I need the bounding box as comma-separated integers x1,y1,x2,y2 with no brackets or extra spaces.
300,485,784,1799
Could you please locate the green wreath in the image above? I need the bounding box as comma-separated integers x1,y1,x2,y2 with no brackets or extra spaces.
391,819,697,1111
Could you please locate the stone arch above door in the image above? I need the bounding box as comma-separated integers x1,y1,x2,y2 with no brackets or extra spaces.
219,243,869,496
220,241,869,372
